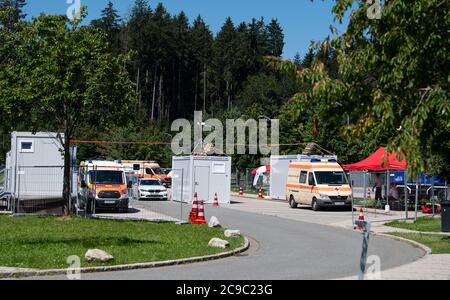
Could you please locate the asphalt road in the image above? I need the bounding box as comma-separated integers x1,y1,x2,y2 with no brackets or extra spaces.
37,200,423,280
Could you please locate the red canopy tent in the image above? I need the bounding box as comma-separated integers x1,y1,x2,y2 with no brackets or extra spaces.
343,147,406,171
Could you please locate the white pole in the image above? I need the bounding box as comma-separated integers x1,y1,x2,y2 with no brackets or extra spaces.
363,171,367,208
386,170,390,212
415,175,419,222
404,172,408,220
351,172,355,228
431,176,435,217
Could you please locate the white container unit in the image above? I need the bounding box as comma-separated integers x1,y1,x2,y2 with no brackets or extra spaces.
8,132,65,200
270,155,300,200
270,155,338,200
171,156,231,204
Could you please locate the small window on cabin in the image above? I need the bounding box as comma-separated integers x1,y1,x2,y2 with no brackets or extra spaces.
299,171,307,184
133,164,140,171
308,173,316,186
20,141,34,153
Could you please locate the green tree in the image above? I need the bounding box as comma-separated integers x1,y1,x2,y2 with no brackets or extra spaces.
0,10,136,214
212,17,237,112
267,19,284,57
189,16,213,112
293,52,302,68
91,1,121,32
302,48,315,69
91,1,122,53
269,0,450,178
0,0,26,30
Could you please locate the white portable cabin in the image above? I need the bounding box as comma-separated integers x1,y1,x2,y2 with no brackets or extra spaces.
5,132,76,201
171,156,231,204
270,154,338,200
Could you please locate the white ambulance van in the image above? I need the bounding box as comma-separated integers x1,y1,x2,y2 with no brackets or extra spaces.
286,157,352,211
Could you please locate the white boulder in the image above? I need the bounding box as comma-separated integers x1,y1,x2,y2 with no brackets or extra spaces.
224,229,241,238
85,249,114,262
208,216,221,228
208,238,229,249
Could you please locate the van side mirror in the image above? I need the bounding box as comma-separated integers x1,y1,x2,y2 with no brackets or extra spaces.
127,181,133,189
81,180,87,188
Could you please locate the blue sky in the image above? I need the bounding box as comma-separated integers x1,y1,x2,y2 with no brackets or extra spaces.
24,0,349,59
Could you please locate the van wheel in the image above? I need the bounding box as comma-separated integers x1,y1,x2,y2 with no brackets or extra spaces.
289,196,298,209
312,198,320,211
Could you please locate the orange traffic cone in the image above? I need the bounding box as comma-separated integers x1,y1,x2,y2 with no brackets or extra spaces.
194,201,207,224
213,192,219,207
239,186,244,197
189,192,199,224
258,187,263,199
358,208,365,230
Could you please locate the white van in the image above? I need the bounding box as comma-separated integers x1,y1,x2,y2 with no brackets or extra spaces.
286,158,352,211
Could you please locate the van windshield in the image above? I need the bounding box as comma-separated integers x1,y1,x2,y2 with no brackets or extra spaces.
89,171,124,185
314,171,348,185
152,168,165,175
140,180,161,186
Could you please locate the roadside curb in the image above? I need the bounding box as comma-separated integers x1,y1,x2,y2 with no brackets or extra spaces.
333,231,433,280
0,237,250,279
231,192,282,202
372,232,432,255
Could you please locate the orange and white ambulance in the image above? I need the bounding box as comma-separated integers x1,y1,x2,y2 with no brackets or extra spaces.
286,157,352,211
117,160,171,187
78,161,131,213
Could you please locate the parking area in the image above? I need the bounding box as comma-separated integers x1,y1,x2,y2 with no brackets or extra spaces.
222,195,417,229
94,201,179,223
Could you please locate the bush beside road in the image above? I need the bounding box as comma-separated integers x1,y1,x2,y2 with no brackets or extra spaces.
0,216,244,269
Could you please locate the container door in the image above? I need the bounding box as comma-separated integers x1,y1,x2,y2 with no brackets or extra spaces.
194,166,210,202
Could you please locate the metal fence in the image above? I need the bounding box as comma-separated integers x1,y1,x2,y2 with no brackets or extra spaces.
0,167,11,212
349,171,449,211
232,168,269,190
1,164,187,222
13,166,66,215
73,166,186,224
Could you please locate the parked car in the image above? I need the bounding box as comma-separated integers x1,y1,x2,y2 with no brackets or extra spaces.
138,178,168,201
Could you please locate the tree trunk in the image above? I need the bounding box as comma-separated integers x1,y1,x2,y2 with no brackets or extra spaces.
151,66,157,121
172,61,176,119
145,69,149,109
63,131,71,216
136,67,140,112
203,64,207,113
158,74,163,120
194,68,199,111
226,80,230,111
178,61,182,117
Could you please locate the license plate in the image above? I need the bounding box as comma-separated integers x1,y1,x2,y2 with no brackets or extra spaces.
104,201,116,204
335,202,345,206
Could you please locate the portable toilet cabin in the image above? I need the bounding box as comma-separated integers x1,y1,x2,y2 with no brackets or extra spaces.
6,132,77,214
270,154,338,200
171,156,231,204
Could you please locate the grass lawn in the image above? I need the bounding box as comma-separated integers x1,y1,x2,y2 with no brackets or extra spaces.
386,217,442,233
0,215,244,270
389,233,450,254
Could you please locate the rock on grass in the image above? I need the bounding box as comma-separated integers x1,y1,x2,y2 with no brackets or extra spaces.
85,249,114,263
208,238,229,249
